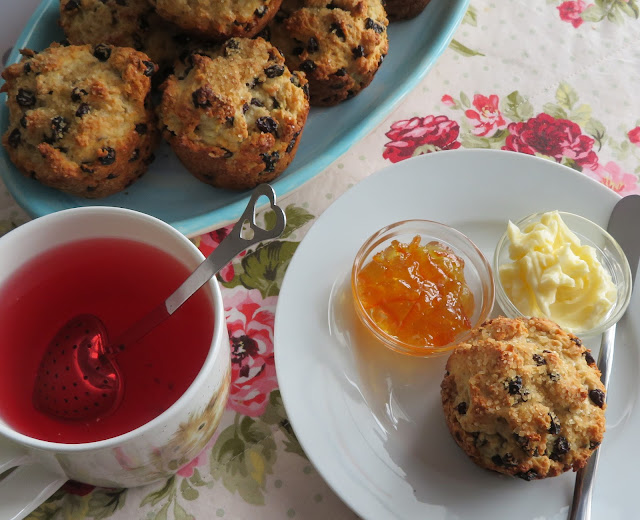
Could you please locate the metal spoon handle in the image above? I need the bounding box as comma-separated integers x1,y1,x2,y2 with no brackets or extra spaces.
568,323,616,520
109,184,286,353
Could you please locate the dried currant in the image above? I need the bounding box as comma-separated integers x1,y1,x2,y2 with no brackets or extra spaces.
516,470,538,481
129,149,139,162
550,436,570,461
16,88,36,107
548,413,561,435
19,116,28,128
250,98,265,107
335,67,347,77
70,87,87,102
99,147,116,165
533,354,546,366
50,116,69,140
506,376,523,395
260,151,280,173
300,60,316,74
264,64,285,78
548,372,561,382
64,0,80,10
456,402,467,415
589,389,605,408
142,61,155,77
255,6,267,17
256,116,277,135
8,128,21,148
584,351,595,365
135,123,147,134
80,164,94,174
365,18,385,33
329,23,345,40
221,148,233,159
23,62,31,74
352,45,365,58
307,37,319,52
286,131,300,153
75,103,90,118
93,44,112,62
292,46,304,56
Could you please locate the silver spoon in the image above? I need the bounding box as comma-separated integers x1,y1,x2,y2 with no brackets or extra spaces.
569,194,640,519
32,184,286,421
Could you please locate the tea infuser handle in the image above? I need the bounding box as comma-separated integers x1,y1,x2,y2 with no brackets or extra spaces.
0,438,66,520
108,184,286,353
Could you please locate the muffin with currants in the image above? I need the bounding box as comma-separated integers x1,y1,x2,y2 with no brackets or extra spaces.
1,42,159,198
148,0,283,40
157,37,310,190
441,316,606,481
266,0,388,106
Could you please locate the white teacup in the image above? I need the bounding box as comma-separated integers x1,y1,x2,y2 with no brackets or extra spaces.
0,207,230,520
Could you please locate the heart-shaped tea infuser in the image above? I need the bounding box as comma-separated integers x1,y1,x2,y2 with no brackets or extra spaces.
33,184,286,421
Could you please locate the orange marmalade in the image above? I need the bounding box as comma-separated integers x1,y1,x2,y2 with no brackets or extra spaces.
354,236,475,348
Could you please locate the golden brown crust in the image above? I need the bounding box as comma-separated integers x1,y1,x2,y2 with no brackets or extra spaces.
1,43,159,198
59,0,208,69
267,0,388,106
158,37,309,190
441,316,606,481
384,0,431,20
149,0,283,40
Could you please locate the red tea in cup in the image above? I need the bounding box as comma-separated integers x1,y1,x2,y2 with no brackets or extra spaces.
0,237,214,444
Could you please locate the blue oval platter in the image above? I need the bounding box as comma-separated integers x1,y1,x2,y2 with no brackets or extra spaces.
0,0,469,236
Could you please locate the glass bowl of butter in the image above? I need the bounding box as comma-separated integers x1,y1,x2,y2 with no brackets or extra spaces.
493,210,632,338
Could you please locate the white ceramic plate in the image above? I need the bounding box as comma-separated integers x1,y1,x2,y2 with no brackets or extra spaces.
274,149,640,520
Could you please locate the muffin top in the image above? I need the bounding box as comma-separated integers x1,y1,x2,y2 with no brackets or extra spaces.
268,0,388,86
149,0,283,39
159,37,309,156
1,43,157,196
441,316,606,480
59,0,191,67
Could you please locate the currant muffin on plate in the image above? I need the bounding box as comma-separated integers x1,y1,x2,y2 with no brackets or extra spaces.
267,0,388,106
158,37,309,190
441,316,606,480
59,0,207,72
1,43,158,198
384,0,431,20
149,0,283,40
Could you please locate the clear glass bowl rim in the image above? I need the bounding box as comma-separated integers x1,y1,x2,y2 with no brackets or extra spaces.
351,219,495,357
492,210,633,337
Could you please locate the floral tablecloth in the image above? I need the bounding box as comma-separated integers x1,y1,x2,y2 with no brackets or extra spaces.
1,0,640,518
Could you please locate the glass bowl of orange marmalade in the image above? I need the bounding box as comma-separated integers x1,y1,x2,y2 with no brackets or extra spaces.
351,220,495,357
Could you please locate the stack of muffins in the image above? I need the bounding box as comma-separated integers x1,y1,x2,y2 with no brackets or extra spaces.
1,0,430,198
